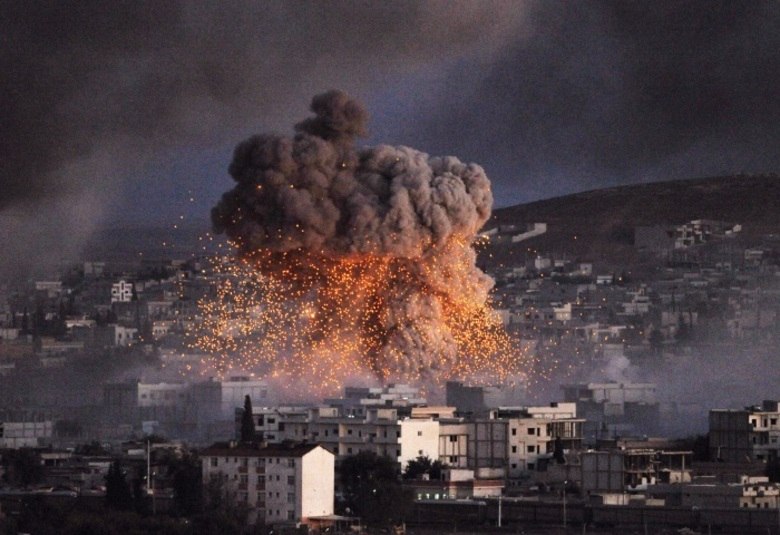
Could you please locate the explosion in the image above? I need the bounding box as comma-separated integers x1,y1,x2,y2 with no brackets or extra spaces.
196,90,524,388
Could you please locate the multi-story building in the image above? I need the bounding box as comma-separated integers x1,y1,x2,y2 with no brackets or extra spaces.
324,384,427,417
201,442,334,526
110,280,134,303
582,449,691,495
497,403,584,480
242,405,439,469
439,420,469,468
563,382,659,441
0,420,53,448
710,401,780,463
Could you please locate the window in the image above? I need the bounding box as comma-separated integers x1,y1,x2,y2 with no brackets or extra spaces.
210,458,218,467
287,493,294,503
240,492,248,502
348,429,353,435
288,475,295,485
257,492,265,504
773,419,778,425
287,510,295,520
449,436,457,442
511,446,517,453
528,463,535,470
511,429,517,436
511,463,517,469
528,428,535,435
288,459,295,467
347,447,353,454
240,474,248,484
527,445,535,453
449,456,457,463
417,431,423,436
268,418,276,424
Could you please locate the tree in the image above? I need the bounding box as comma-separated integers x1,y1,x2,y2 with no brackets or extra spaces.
403,455,444,480
240,394,255,443
340,451,413,527
105,460,134,511
648,328,664,355
170,452,203,516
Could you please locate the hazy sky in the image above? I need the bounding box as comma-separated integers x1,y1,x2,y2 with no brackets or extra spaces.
1,1,779,272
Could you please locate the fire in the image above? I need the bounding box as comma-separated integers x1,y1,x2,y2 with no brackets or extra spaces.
190,90,530,394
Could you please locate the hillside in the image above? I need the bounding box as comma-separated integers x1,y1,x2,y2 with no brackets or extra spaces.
482,174,780,268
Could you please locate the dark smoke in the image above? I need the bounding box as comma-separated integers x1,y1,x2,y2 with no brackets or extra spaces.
0,1,525,277
393,1,780,201
213,90,492,261
211,90,495,376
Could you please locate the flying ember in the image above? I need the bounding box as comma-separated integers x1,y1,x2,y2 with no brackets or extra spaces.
196,90,524,388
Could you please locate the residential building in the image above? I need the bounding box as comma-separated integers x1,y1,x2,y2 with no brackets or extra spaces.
709,401,780,463
201,442,334,526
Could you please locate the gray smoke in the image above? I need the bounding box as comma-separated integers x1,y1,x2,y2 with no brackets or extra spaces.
0,1,526,278
211,91,495,377
213,90,492,260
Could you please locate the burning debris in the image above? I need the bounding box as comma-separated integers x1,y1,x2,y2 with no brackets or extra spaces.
200,90,520,387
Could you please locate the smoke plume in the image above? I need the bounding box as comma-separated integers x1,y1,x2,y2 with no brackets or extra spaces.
209,91,506,381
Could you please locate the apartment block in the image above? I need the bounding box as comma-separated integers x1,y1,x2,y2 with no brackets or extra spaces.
201,442,334,526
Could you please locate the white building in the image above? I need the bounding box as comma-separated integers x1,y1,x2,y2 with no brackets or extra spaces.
111,280,134,303
245,406,439,469
0,420,53,448
496,403,584,479
201,442,334,526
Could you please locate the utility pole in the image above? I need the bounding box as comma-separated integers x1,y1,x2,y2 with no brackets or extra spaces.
497,495,502,527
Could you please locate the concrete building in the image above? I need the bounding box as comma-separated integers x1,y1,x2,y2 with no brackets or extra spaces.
201,442,334,526
324,384,426,417
468,419,507,471
581,449,691,495
709,401,780,463
496,403,584,481
439,421,469,468
563,382,659,441
652,476,780,509
446,381,523,416
137,382,190,408
0,420,53,448
110,280,134,303
242,405,439,469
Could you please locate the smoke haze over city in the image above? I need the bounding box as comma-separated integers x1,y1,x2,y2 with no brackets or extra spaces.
2,1,779,276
